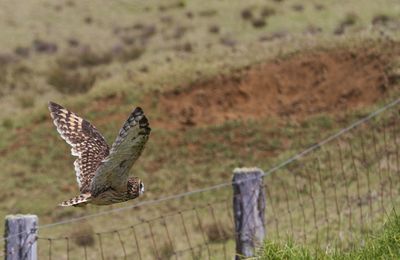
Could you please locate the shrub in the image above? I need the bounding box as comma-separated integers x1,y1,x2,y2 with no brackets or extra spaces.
2,118,13,129
14,46,30,58
198,9,217,17
252,18,267,28
292,4,304,12
372,14,392,26
79,48,112,67
204,222,232,242
314,4,324,10
71,223,95,247
209,25,220,34
0,53,15,67
67,38,80,47
220,37,237,47
241,8,253,20
342,12,359,27
260,6,276,18
157,242,175,259
84,16,93,24
32,39,58,54
334,12,359,35
118,46,145,62
172,26,187,39
47,67,96,94
139,25,157,41
174,42,192,53
56,47,113,69
17,94,34,108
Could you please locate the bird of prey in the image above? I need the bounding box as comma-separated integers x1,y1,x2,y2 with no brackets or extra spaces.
48,101,151,206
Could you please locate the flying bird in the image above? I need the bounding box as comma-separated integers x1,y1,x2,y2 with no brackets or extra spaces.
48,101,151,206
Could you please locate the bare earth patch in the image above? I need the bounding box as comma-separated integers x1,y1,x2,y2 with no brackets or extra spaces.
156,43,400,129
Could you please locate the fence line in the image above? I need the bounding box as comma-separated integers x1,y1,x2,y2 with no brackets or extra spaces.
36,95,400,225
18,198,255,258
3,95,400,245
4,95,400,258
5,169,266,259
36,183,265,259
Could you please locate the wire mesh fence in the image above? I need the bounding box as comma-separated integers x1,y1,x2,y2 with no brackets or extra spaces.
264,106,400,248
36,199,236,259
3,98,400,259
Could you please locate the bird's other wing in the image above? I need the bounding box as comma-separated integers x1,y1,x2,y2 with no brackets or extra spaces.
48,101,110,193
91,107,151,195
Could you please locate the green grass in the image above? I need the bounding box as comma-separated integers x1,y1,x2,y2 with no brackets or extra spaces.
0,0,399,118
259,211,400,259
1,96,399,259
0,0,400,258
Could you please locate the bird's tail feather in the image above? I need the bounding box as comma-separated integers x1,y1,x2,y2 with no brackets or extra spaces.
59,193,91,207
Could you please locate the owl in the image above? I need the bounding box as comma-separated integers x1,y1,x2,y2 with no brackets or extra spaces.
48,101,151,206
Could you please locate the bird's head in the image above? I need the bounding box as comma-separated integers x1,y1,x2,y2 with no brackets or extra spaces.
127,177,144,199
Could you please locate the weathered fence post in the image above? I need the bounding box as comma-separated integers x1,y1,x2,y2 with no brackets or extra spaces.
4,215,38,260
233,167,265,259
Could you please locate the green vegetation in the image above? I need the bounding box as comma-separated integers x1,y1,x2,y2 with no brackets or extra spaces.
259,212,400,259
0,0,399,118
0,0,399,258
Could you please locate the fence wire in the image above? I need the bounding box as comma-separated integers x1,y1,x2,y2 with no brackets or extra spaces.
3,97,400,259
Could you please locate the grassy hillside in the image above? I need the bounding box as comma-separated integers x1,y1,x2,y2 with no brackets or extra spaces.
0,0,399,118
0,0,400,259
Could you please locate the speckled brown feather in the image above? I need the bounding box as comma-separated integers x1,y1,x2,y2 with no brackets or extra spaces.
59,193,92,207
48,101,110,193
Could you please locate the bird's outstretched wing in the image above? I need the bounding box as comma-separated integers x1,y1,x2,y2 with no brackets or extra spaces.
48,101,110,193
91,107,151,196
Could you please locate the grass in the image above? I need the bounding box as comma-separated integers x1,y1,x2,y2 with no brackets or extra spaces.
2,96,400,259
1,60,400,258
0,0,399,117
259,212,400,259
0,0,399,258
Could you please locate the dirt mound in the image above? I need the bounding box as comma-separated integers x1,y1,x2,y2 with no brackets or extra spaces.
157,44,399,129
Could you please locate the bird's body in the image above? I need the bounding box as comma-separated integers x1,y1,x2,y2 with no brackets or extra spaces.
48,102,151,206
59,177,143,206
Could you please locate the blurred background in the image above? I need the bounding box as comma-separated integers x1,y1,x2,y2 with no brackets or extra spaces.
0,0,400,259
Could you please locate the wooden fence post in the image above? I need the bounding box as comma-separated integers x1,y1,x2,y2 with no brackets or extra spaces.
4,214,38,260
233,167,265,259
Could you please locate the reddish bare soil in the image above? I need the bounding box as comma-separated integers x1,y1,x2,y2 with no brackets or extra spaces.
156,43,400,129
1,43,399,157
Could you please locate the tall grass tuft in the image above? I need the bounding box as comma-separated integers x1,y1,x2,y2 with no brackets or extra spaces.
259,212,400,259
